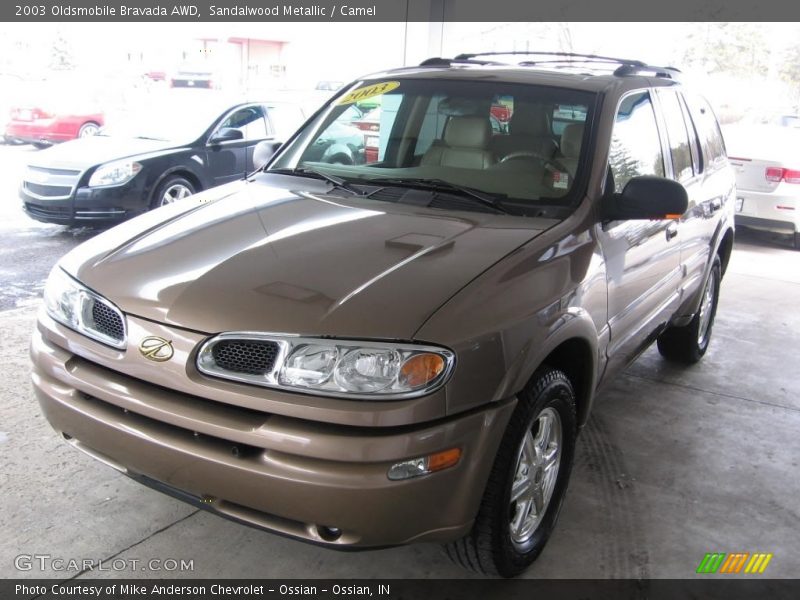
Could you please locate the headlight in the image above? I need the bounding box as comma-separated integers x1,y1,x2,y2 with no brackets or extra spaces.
43,267,127,349
88,160,142,187
196,333,454,400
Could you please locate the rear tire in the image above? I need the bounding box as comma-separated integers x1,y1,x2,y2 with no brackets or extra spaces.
78,122,101,138
657,255,721,364
444,367,577,577
32,142,50,150
794,231,800,250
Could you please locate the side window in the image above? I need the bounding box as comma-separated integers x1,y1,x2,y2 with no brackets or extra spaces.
685,94,727,172
608,91,665,193
265,104,304,141
679,94,702,175
299,92,403,166
553,103,587,136
218,106,269,140
659,90,694,182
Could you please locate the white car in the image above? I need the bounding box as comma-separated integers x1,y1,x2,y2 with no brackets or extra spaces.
726,124,800,249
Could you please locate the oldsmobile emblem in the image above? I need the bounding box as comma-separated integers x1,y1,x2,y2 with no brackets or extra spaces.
138,336,174,362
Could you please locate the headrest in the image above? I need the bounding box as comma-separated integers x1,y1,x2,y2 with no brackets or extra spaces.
444,116,491,149
561,123,584,158
509,104,549,136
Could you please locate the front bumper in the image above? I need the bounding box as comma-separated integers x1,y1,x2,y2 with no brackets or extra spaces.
30,313,515,547
21,180,148,225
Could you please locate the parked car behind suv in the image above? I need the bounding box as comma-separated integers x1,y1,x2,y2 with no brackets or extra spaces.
31,53,735,577
20,97,305,225
5,81,104,148
725,123,800,248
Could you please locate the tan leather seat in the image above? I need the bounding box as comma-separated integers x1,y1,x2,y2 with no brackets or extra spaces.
490,103,558,160
421,116,495,169
560,123,584,175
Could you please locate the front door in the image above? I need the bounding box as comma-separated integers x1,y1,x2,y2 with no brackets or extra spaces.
599,90,683,374
207,105,271,186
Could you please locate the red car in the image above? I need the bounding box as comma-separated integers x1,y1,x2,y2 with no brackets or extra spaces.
351,107,381,163
5,106,103,149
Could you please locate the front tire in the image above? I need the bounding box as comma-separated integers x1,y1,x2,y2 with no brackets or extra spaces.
150,175,196,209
657,255,721,364
444,367,577,577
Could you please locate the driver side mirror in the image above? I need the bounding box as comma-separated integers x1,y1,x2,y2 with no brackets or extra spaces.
208,127,244,145
601,176,688,221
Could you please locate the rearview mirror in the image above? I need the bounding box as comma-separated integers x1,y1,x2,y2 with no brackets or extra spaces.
601,176,688,221
208,127,244,144
253,140,282,170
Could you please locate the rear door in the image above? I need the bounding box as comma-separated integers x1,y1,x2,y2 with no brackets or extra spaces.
599,90,683,373
679,93,732,303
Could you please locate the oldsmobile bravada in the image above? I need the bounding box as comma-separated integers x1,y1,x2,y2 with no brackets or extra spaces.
32,52,735,576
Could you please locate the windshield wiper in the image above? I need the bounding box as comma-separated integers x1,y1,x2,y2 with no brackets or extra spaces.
268,167,365,196
367,177,511,215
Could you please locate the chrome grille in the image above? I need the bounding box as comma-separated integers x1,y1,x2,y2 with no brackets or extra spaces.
23,166,82,200
211,340,280,376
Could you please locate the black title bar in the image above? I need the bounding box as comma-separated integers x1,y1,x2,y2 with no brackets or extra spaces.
4,579,800,600
1,0,797,22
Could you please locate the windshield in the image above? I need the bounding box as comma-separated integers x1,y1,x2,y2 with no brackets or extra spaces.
98,102,226,142
270,78,595,212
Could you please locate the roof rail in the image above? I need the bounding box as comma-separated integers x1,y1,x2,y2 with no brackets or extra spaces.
454,51,646,68
418,56,508,67
422,51,682,80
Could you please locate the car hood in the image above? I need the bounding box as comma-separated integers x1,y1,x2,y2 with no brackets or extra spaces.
62,175,555,339
27,135,181,170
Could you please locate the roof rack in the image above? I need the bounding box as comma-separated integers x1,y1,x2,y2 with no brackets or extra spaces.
612,64,681,79
420,51,681,80
418,56,508,67
454,50,646,67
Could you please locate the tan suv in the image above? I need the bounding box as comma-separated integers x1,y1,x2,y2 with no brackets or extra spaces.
31,52,735,577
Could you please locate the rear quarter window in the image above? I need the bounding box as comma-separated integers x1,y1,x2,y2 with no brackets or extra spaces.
685,94,727,172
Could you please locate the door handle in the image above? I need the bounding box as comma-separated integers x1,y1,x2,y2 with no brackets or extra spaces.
710,198,722,212
665,223,679,241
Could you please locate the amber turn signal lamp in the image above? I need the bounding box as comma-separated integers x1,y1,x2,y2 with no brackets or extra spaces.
387,447,463,480
427,448,462,472
399,353,446,387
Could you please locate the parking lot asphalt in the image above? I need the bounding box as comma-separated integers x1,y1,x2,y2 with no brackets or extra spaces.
1,142,798,579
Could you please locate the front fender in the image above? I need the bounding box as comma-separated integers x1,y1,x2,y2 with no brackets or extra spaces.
415,219,607,423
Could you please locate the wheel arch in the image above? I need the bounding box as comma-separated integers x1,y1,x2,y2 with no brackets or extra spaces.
500,315,600,430
537,337,596,428
717,226,734,277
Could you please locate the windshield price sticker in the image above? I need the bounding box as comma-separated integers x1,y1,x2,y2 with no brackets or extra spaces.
337,81,401,105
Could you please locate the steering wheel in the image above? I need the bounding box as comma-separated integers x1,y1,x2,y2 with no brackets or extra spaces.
499,151,569,173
